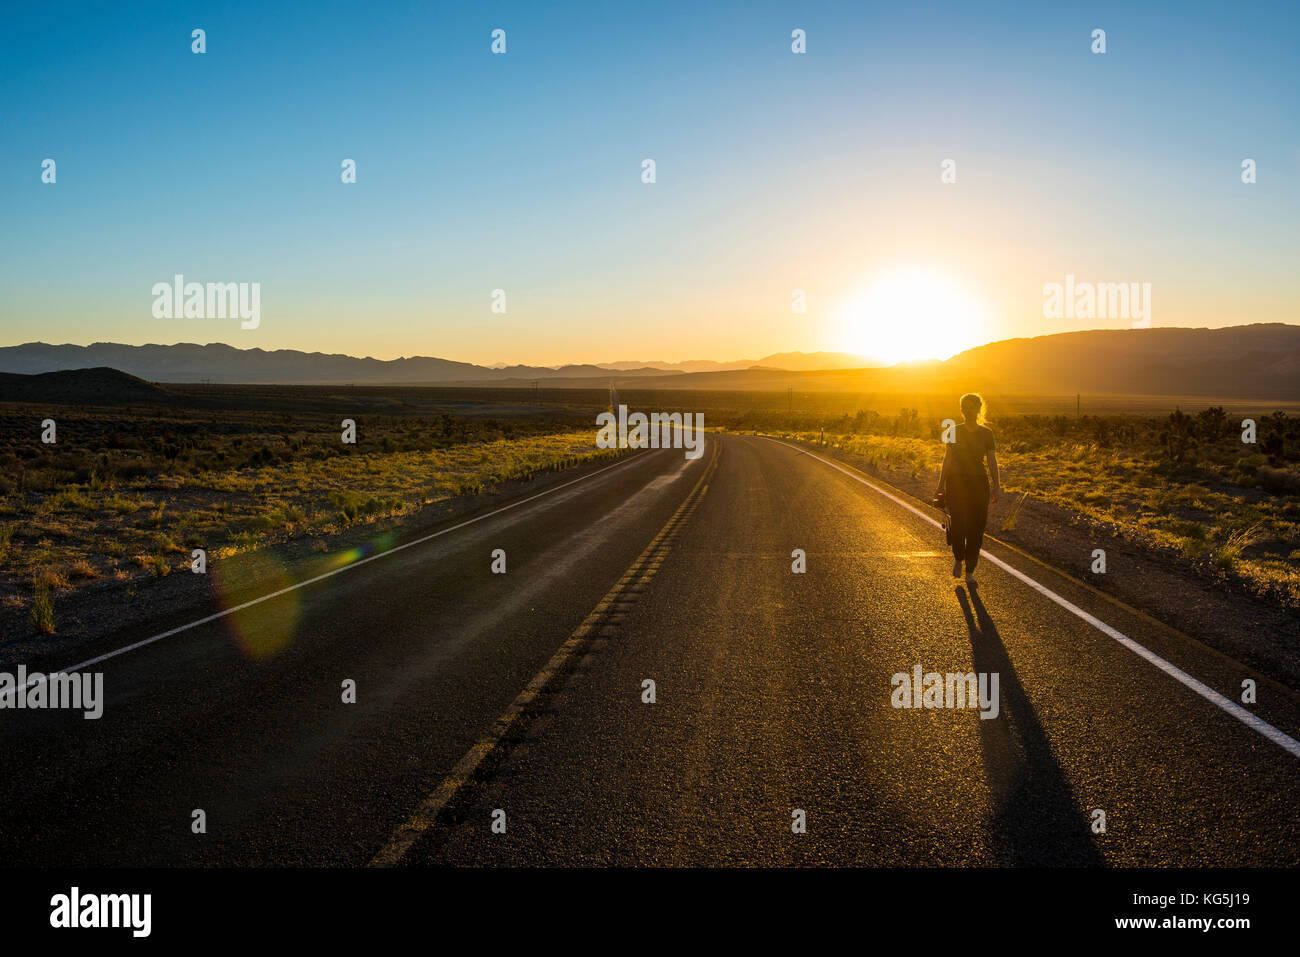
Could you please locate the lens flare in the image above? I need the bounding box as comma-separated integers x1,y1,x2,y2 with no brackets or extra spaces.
212,530,402,659
211,551,300,661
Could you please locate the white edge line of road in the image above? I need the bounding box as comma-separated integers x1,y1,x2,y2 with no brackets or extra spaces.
763,436,1300,760
1,449,657,702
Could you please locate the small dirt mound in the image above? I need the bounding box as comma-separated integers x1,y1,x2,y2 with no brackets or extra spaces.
0,367,175,406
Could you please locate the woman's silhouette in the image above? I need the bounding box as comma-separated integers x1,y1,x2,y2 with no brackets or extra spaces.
936,393,1000,581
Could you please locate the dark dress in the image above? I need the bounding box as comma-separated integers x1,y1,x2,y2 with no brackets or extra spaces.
947,423,994,571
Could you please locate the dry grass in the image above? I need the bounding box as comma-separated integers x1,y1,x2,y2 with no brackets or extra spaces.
69,559,100,581
776,426,1300,608
0,429,620,604
31,582,54,634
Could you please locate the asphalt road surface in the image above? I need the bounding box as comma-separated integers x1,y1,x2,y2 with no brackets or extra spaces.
3,434,1299,866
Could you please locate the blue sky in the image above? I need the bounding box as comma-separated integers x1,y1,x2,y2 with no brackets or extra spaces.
2,0,1297,364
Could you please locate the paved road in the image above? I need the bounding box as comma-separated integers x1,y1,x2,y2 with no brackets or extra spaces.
3,434,1299,866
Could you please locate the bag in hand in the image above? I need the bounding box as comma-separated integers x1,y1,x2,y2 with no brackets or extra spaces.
931,493,952,545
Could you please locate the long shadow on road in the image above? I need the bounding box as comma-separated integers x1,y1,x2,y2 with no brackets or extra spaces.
957,583,1105,866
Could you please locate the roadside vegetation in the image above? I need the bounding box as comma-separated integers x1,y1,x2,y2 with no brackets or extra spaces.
0,399,619,629
749,406,1299,608
3,384,1297,632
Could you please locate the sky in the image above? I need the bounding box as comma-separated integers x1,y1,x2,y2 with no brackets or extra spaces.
2,0,1298,366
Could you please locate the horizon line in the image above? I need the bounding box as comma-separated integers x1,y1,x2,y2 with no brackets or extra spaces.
2,322,1295,371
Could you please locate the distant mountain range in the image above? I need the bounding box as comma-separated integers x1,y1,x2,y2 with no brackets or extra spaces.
594,324,1300,398
940,323,1300,398
0,342,658,384
594,352,882,373
0,325,1297,398
0,342,876,384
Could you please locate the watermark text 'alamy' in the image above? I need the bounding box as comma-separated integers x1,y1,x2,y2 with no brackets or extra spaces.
596,405,704,459
152,274,259,329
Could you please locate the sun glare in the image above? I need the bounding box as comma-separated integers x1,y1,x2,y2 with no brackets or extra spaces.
840,268,987,364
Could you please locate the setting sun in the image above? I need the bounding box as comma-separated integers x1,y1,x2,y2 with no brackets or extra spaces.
840,268,988,364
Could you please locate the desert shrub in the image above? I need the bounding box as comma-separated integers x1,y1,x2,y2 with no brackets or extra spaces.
1165,520,1208,541
47,487,93,511
31,582,54,634
328,490,361,521
1254,466,1300,496
69,559,100,580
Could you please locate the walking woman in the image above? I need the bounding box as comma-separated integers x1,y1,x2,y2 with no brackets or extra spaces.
936,393,1000,581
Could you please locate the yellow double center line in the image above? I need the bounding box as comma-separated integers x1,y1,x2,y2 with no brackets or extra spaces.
369,438,721,867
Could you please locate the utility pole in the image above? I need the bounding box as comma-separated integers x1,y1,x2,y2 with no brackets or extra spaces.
1076,393,1080,417
787,386,792,415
